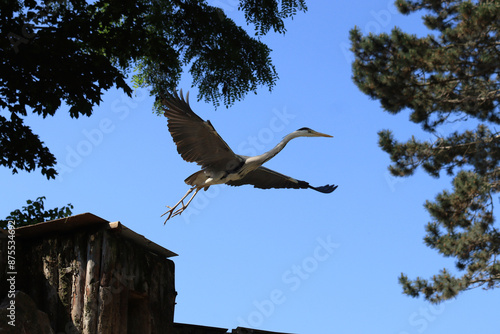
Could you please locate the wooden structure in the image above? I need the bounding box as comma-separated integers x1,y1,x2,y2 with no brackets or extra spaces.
0,213,293,334
1,213,177,333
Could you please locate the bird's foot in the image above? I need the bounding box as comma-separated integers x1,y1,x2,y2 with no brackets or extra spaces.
162,187,200,224
162,201,186,223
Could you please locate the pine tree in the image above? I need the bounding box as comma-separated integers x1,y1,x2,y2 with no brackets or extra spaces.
350,0,500,303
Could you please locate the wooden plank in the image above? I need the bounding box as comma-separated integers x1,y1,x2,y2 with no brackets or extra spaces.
83,231,102,334
71,232,87,331
97,230,122,334
57,236,74,331
41,238,60,330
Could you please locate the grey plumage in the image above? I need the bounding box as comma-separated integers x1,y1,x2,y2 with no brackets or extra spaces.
160,90,337,222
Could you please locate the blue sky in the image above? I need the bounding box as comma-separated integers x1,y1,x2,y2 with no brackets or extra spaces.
3,1,499,333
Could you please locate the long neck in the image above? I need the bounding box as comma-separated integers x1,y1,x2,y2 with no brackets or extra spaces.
248,132,300,166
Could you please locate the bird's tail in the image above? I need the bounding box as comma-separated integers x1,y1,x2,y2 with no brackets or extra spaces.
184,170,206,187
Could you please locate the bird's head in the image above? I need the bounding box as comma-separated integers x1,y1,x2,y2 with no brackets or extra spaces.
293,127,333,138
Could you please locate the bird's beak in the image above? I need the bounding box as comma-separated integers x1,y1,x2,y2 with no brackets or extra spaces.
313,131,333,138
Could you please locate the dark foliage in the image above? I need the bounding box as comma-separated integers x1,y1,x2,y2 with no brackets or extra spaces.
1,0,306,178
1,196,73,229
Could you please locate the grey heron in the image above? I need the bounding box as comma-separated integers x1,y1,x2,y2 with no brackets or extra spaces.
161,90,338,222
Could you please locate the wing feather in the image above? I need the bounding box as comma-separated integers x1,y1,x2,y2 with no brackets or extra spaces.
160,90,243,171
227,167,338,193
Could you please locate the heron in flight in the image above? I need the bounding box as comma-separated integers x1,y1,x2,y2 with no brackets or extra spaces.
161,90,338,222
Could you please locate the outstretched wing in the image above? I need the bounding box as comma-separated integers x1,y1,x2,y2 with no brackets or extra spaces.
160,90,243,171
226,166,338,193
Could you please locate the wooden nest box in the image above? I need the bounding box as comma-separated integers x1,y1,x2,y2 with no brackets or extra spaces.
0,212,177,333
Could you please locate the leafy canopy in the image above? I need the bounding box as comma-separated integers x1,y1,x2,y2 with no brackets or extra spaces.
351,0,500,303
1,0,307,179
1,196,74,229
